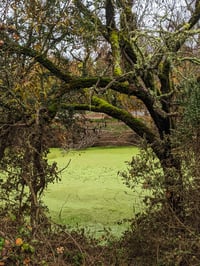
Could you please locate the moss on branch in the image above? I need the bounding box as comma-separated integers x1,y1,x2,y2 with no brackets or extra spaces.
2,40,71,83
171,2,200,52
61,96,157,145
69,77,129,91
110,30,123,76
66,77,167,138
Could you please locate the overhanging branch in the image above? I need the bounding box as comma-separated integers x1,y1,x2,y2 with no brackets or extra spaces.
1,40,71,83
61,96,157,145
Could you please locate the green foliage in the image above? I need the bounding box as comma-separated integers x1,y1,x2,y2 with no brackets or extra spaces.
174,78,200,175
181,79,200,128
119,115,200,265
0,137,60,226
121,141,165,210
0,237,5,253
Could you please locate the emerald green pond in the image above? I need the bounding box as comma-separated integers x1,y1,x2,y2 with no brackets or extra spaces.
44,146,145,237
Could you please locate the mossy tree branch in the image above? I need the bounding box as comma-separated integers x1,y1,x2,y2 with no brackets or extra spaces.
168,0,200,52
74,0,137,72
67,77,169,136
61,96,157,145
105,0,123,76
0,36,171,139
1,40,71,83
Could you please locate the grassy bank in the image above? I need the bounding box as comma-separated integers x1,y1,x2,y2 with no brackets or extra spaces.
44,146,145,238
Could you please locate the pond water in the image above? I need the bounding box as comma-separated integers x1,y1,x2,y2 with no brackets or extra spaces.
44,146,146,238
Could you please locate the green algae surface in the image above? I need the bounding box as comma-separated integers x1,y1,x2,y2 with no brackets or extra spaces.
44,147,145,238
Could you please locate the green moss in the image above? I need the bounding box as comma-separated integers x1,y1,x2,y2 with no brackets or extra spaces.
110,30,119,46
114,64,122,76
110,30,122,76
91,96,156,141
70,77,110,90
182,23,190,30
61,96,157,150
121,81,129,86
48,103,58,114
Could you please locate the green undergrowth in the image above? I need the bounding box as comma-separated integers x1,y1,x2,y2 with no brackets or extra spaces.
44,146,146,238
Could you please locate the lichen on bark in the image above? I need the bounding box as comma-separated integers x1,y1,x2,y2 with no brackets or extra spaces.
110,30,123,76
